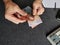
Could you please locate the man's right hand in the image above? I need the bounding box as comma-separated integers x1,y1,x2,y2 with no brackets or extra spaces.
4,0,29,24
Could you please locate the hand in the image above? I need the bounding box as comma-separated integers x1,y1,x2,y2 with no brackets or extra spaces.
33,0,45,15
4,1,28,24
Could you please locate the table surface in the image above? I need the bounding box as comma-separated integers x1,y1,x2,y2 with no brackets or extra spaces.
0,1,60,45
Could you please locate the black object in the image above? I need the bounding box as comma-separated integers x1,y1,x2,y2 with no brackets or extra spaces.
56,10,60,20
54,2,56,11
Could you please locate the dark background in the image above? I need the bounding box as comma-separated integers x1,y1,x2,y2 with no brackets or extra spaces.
0,0,60,45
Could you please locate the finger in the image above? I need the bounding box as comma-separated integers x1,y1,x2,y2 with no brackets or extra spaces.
13,12,21,19
27,15,34,21
17,8,28,16
33,6,38,15
37,8,44,15
14,12,27,20
33,8,37,15
5,14,26,24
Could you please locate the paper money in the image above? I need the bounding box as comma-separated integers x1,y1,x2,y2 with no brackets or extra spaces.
28,16,42,28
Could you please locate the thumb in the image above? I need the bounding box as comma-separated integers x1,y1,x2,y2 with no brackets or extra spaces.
33,6,37,15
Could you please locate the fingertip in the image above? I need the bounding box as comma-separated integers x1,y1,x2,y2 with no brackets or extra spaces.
37,12,43,15
29,16,34,21
37,8,45,15
33,13,35,16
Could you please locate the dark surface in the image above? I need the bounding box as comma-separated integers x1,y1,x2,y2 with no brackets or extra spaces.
0,0,60,45
56,10,60,20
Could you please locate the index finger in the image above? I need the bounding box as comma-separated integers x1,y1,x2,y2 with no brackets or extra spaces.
17,9,28,16
5,14,26,24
